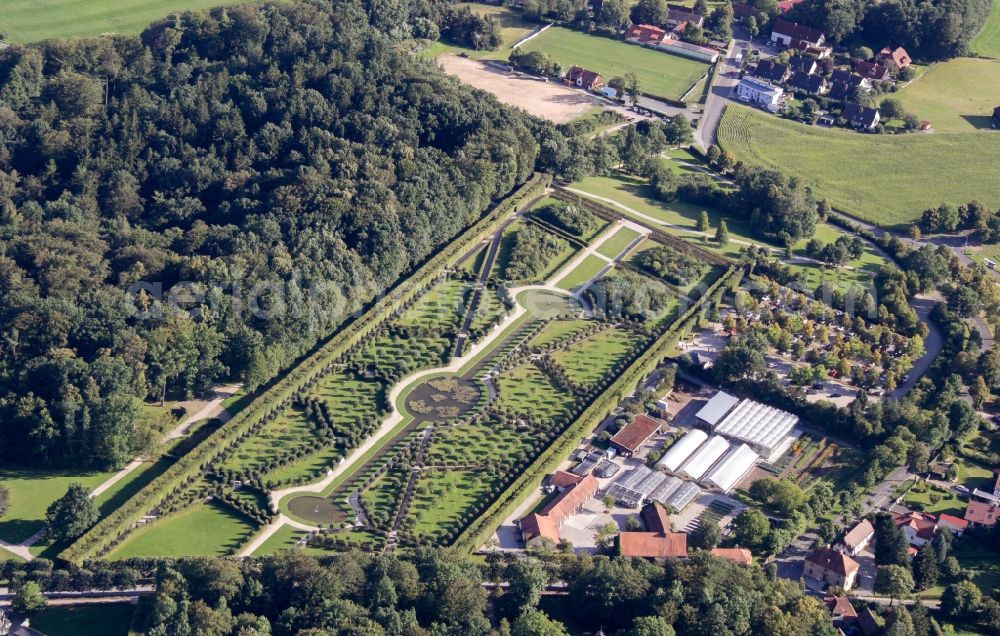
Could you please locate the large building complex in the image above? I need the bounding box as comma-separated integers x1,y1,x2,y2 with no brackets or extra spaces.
520,473,599,547
655,428,708,473
697,392,800,462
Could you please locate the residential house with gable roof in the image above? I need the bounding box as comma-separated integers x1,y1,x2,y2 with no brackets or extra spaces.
804,547,860,590
770,19,825,49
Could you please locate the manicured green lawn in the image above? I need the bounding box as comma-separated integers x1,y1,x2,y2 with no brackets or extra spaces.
263,446,343,485
529,318,595,348
397,278,468,330
30,603,135,636
0,465,112,544
552,327,644,386
220,405,316,471
555,254,610,290
0,0,261,43
106,501,257,559
514,26,710,101
718,105,1000,228
889,58,1000,131
253,523,308,555
497,364,577,421
420,3,536,60
973,0,1000,58
407,468,497,540
596,226,642,259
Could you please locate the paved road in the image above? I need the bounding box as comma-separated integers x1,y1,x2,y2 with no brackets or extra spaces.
696,38,742,149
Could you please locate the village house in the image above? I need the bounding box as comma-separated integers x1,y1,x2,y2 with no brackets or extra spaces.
618,502,688,559
937,513,969,536
520,473,599,547
770,19,825,49
565,66,604,91
837,518,875,556
789,72,827,95
732,3,762,21
825,596,858,631
710,547,753,564
878,46,912,72
666,4,705,28
854,60,891,82
804,547,860,590
830,68,871,90
788,55,817,75
610,414,663,457
736,77,784,110
893,510,937,546
965,499,999,527
752,59,791,83
625,23,668,44
842,103,880,130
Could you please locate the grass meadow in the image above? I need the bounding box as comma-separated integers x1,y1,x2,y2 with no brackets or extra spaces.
0,465,112,544
107,500,257,559
718,105,1000,228
596,226,642,259
514,26,710,101
556,254,609,290
889,58,1000,131
30,603,135,636
0,0,260,43
972,0,1000,58
420,3,536,60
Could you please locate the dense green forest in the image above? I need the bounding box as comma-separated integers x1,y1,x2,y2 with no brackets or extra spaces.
0,0,543,469
134,550,842,635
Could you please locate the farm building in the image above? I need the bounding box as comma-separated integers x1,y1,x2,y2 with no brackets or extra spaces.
837,518,874,556
702,443,758,493
618,502,687,558
607,466,669,508
678,435,730,481
520,473,598,547
711,398,799,461
770,19,825,49
696,391,740,427
664,480,701,511
655,428,709,473
610,414,663,456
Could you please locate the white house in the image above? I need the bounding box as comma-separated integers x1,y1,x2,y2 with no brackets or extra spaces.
735,77,784,111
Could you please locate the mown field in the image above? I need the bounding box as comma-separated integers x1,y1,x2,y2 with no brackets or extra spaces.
0,0,259,43
514,26,710,101
889,58,1000,131
717,105,1000,228
972,0,1000,58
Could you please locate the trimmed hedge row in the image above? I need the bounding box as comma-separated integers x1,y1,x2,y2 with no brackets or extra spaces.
58,173,552,564
452,265,744,552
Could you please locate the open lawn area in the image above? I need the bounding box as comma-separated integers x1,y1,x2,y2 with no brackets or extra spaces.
596,226,642,259
889,58,1000,131
718,105,1000,228
420,3,536,60
30,603,135,636
514,27,709,101
552,327,644,386
0,0,259,43
555,254,609,290
973,0,1000,58
106,501,257,559
253,523,308,555
0,465,112,544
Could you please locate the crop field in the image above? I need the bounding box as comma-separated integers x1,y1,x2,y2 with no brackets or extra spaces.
514,27,710,101
718,105,1000,227
890,58,1000,131
973,0,1000,58
0,0,259,43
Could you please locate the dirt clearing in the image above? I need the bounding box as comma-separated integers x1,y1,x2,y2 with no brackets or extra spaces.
439,54,607,123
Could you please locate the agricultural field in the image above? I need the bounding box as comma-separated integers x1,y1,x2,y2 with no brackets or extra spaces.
718,105,1000,228
972,0,1000,58
889,58,1000,131
0,0,258,43
514,26,710,101
419,3,536,60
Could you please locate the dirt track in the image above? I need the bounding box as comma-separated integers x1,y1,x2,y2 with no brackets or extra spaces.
438,54,606,123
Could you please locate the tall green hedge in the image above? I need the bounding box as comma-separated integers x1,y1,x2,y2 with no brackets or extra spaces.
59,174,551,564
